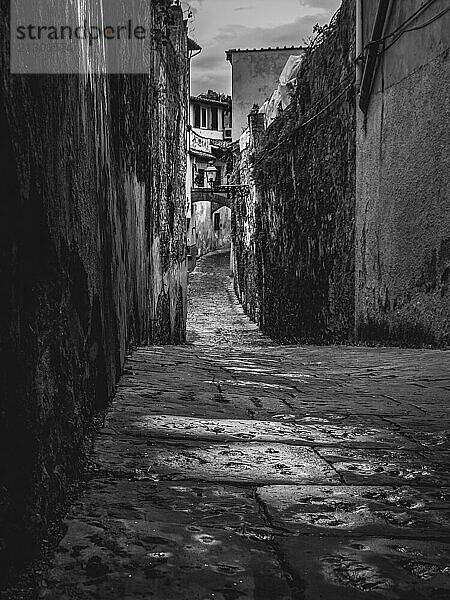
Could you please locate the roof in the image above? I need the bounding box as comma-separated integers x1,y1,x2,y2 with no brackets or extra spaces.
188,38,202,52
226,45,304,63
189,149,215,160
190,94,231,108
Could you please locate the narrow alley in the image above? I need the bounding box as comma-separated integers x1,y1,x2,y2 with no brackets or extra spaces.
36,250,450,600
1,1,449,598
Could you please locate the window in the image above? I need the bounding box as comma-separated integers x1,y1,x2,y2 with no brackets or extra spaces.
223,110,231,129
201,107,207,128
214,213,221,231
194,104,200,128
211,107,218,130
215,166,222,187
195,169,205,187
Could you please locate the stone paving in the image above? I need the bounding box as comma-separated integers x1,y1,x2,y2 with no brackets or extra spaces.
39,250,450,599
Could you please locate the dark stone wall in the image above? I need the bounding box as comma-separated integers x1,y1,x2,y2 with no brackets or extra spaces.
232,0,356,343
0,0,188,571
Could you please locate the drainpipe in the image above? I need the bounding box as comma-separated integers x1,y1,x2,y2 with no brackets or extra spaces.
355,0,363,94
382,0,395,39
186,41,202,263
359,0,390,114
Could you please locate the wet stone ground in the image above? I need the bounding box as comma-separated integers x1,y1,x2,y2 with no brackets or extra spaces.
38,250,450,598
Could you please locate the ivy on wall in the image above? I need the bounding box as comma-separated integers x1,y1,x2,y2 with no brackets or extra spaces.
233,0,356,344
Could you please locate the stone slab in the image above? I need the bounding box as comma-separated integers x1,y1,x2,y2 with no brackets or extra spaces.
257,485,450,538
120,414,417,450
95,438,339,485
275,535,450,599
316,448,450,486
40,480,292,600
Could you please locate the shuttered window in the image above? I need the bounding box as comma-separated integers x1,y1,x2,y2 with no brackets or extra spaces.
194,104,200,128
211,107,218,130
201,107,207,128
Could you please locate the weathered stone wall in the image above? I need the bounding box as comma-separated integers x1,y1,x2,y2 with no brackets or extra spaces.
356,0,450,347
0,0,188,572
232,0,356,343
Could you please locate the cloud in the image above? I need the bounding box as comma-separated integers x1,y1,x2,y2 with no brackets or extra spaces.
182,0,206,18
191,13,330,95
299,0,340,10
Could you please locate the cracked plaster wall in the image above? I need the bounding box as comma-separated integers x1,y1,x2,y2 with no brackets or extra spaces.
356,0,450,347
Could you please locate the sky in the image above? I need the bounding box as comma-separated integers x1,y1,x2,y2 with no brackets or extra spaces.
184,0,342,95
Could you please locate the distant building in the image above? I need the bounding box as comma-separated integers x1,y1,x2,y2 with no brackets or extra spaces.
226,46,304,140
187,91,232,266
189,90,232,186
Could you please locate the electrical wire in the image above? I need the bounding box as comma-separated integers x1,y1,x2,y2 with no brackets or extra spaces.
301,70,356,116
300,80,354,127
252,78,354,168
243,0,449,173
364,0,436,52
386,0,437,38
357,0,447,60
381,6,450,54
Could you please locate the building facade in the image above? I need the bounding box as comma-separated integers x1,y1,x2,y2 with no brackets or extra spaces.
187,91,232,266
230,5,355,344
226,46,304,140
229,0,449,348
0,0,190,569
355,0,450,347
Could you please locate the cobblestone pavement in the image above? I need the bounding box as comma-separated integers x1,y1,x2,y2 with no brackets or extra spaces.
39,250,450,599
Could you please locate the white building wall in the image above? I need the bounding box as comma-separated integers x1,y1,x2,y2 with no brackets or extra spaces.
228,47,303,140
